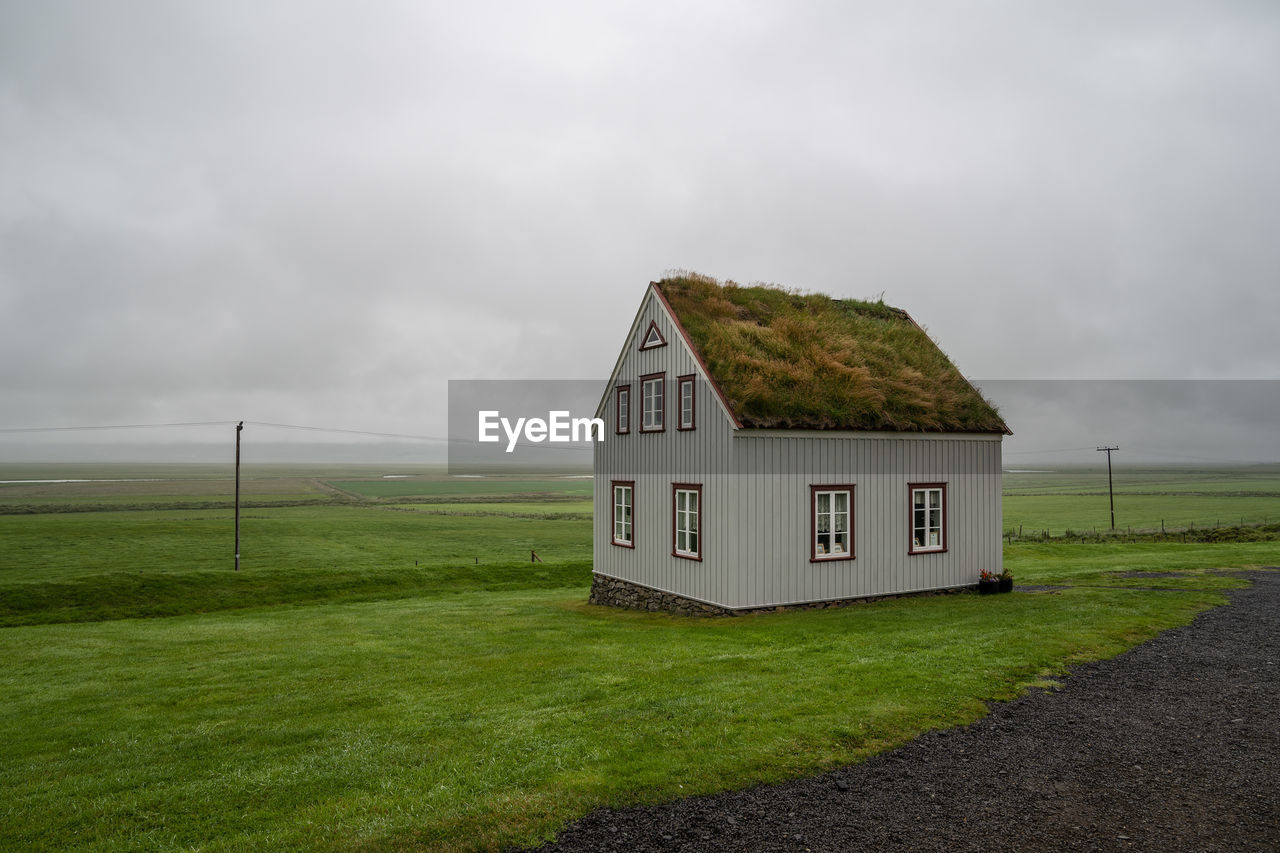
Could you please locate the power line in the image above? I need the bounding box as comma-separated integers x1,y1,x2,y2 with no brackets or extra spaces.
0,418,595,451
0,421,236,433
245,421,449,442
244,421,591,450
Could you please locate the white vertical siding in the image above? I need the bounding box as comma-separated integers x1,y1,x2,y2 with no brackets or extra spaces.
592,289,740,606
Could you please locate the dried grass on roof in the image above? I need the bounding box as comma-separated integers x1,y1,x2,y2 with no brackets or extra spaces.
656,273,1009,433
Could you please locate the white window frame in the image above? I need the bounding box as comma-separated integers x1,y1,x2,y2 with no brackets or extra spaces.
677,375,695,431
615,385,630,434
641,373,665,432
909,483,947,554
611,481,634,548
811,485,855,561
672,483,702,560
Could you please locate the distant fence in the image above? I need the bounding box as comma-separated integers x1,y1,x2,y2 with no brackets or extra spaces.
1005,519,1280,544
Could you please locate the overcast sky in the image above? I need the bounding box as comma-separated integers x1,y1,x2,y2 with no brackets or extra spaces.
2,2,1278,461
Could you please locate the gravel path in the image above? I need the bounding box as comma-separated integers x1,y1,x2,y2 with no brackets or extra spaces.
529,571,1280,852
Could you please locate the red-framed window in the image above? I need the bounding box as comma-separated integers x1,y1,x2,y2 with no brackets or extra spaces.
672,483,702,560
908,482,947,554
810,485,855,562
615,385,631,434
611,480,634,548
640,372,665,433
677,374,696,431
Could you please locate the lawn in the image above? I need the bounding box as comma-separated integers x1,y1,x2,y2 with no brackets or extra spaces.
0,505,591,625
0,580,1232,852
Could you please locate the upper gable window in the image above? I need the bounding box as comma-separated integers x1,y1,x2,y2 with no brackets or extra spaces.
640,373,665,432
677,374,695,431
640,320,667,350
615,385,631,434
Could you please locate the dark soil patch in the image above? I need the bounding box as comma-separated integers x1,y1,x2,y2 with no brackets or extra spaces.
527,571,1280,852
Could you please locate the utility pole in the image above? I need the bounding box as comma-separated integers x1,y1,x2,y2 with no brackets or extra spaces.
1097,445,1118,530
235,421,243,571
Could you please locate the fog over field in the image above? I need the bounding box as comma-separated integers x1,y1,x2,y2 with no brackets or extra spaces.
2,2,1277,463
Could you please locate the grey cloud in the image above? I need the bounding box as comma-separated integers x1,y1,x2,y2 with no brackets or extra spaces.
2,1,1278,458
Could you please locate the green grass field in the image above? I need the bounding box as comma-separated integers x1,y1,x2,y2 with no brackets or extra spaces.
1,464,1277,850
1003,466,1280,535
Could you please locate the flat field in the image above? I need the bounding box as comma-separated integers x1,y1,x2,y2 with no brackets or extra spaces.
1,464,1277,851
1003,465,1280,535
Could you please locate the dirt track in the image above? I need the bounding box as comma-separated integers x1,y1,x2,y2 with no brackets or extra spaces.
528,571,1280,852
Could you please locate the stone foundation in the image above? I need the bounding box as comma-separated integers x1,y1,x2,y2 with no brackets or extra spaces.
589,573,975,617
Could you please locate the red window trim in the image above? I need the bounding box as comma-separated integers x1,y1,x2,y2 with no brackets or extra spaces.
671,482,703,561
639,319,667,350
611,480,635,549
809,484,857,563
615,385,631,435
640,372,666,433
676,374,696,431
907,482,949,555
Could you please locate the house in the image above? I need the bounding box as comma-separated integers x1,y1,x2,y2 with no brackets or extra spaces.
591,273,1010,615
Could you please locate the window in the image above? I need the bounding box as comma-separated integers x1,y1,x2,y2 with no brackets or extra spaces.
641,373,665,432
810,485,855,561
672,483,702,560
611,481,634,548
640,320,667,350
677,374,695,430
909,483,947,554
615,385,630,434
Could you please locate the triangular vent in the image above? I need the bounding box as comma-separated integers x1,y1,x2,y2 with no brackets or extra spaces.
640,320,667,350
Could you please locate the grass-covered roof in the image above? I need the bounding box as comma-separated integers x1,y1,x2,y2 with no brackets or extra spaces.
655,274,1010,433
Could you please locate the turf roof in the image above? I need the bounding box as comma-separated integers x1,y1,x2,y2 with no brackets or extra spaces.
655,274,1010,433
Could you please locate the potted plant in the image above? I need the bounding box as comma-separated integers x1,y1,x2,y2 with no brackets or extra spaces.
998,568,1014,593
978,569,999,595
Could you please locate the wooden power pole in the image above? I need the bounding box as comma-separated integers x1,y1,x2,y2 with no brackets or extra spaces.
235,421,243,571
1097,445,1118,530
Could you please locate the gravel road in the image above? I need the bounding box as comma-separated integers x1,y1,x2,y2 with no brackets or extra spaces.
528,570,1279,852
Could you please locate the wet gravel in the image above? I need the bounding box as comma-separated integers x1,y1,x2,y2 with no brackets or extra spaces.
527,571,1280,852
